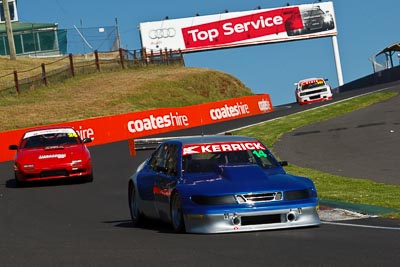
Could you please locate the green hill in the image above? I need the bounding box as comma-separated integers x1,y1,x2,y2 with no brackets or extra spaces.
0,61,253,132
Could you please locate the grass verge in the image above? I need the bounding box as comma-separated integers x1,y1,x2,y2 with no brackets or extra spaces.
235,91,400,218
0,65,252,131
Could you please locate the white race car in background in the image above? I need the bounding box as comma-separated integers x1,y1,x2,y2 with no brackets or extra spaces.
295,78,333,105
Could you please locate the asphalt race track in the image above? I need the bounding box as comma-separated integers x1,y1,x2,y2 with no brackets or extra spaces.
1,83,400,266
274,85,400,185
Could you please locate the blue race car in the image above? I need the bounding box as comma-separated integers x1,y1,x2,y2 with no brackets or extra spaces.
128,135,320,234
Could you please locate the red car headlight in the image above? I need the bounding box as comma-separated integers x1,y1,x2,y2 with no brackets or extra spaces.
22,164,35,171
71,160,83,168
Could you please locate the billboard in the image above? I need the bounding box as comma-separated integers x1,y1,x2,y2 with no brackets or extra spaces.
139,2,337,53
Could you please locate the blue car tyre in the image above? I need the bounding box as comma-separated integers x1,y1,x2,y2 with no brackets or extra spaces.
129,183,143,227
171,191,185,233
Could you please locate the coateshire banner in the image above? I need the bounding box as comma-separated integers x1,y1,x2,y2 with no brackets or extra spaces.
1,94,272,162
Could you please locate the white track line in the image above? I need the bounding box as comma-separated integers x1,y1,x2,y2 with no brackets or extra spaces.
322,221,400,231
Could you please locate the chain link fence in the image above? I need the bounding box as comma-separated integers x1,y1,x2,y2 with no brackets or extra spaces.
66,25,120,55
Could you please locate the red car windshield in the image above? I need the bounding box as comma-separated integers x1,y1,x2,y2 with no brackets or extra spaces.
21,133,79,149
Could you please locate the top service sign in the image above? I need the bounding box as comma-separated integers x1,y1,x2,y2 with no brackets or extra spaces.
139,1,337,53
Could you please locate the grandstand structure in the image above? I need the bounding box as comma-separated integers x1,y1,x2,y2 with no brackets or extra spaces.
370,42,400,72
0,0,63,56
0,0,119,57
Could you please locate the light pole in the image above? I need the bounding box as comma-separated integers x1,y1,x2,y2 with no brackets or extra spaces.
2,0,16,60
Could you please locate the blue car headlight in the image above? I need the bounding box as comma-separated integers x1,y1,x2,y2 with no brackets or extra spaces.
191,195,237,205
284,188,317,200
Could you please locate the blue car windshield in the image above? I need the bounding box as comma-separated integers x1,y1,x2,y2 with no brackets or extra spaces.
182,150,279,174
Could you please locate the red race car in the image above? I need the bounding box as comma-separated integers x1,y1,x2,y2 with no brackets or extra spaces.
9,126,93,187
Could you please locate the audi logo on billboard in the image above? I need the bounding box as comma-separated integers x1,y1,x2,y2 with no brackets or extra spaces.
148,28,176,39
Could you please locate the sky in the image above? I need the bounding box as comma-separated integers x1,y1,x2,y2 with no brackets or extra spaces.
16,0,400,105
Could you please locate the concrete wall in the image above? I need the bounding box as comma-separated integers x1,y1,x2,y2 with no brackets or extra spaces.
338,65,400,93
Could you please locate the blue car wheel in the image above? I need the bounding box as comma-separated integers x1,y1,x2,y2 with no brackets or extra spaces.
171,192,185,233
129,183,143,227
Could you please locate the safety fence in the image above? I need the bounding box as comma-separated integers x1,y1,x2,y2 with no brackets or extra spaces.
0,48,185,95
